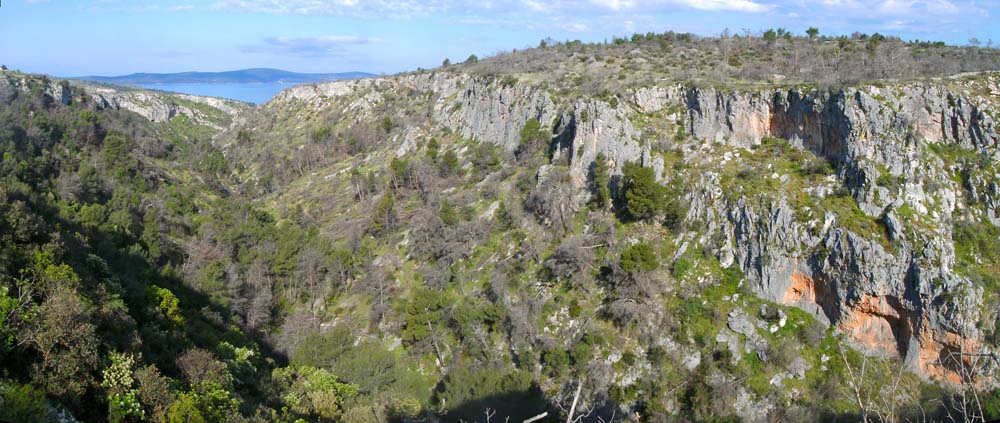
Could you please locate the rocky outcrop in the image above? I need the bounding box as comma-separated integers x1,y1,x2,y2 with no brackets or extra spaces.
257,71,999,381
78,83,248,129
0,70,72,105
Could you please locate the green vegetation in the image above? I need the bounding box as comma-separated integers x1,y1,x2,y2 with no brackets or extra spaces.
517,117,550,165
620,161,666,221
451,28,1000,96
0,382,49,423
953,219,1000,315
2,58,997,423
620,241,659,273
590,152,611,210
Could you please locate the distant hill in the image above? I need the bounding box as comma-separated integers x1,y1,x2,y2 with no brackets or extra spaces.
74,68,376,84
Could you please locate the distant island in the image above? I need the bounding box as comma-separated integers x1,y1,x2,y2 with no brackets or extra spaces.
73,68,376,85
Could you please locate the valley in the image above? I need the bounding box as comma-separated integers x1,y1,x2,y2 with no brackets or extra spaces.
1,31,999,423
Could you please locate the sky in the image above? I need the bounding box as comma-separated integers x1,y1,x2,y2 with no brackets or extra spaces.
1,0,998,77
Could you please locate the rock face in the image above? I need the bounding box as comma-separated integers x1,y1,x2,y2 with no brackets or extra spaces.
0,70,72,106
259,71,999,381
665,78,998,382
80,83,248,129
0,71,248,129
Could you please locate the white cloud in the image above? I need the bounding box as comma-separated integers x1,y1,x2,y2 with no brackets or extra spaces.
242,35,381,57
557,22,590,32
211,0,775,16
674,0,772,11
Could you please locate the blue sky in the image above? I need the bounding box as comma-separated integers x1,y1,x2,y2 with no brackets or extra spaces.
2,0,998,76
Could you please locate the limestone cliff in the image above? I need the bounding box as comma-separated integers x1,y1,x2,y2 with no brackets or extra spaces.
235,71,1000,383
0,71,249,130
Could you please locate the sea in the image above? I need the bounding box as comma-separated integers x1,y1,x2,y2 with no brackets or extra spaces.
136,81,303,105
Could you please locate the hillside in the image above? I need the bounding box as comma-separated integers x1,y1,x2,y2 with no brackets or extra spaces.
76,68,376,85
1,30,1000,423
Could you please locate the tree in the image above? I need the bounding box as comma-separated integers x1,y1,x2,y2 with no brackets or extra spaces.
807,27,819,40
763,29,778,44
271,366,358,421
398,287,447,347
141,208,164,262
545,235,595,280
590,153,611,210
439,199,458,226
438,365,545,423
440,150,461,177
426,138,439,161
370,193,396,235
620,241,658,273
101,352,144,423
442,58,451,67
26,287,99,404
465,54,479,64
135,365,175,421
389,157,409,190
620,162,665,222
0,383,49,423
166,393,206,423
517,118,549,164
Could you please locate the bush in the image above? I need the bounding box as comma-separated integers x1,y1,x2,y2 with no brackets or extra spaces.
542,348,570,375
439,199,458,226
0,382,49,423
517,118,549,163
166,393,206,423
672,257,693,280
370,193,396,235
620,241,659,273
439,150,461,176
984,388,1000,420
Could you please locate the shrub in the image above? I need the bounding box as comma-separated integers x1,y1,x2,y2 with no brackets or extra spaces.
620,241,659,273
672,257,693,280
517,118,549,163
439,150,461,176
166,393,206,423
370,193,396,235
542,348,570,375
101,352,144,423
0,382,49,423
439,199,459,226
426,138,439,161
984,388,1000,420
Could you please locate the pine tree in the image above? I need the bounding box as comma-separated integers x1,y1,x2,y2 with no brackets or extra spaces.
591,153,611,210
621,161,665,221
371,193,396,235
439,199,458,226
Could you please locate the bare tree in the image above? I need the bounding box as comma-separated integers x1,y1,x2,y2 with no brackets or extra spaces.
838,343,907,423
939,347,999,423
